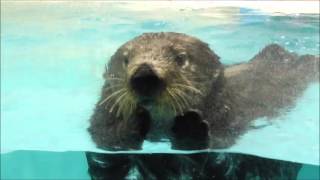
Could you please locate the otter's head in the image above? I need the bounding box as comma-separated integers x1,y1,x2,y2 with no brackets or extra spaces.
100,32,222,119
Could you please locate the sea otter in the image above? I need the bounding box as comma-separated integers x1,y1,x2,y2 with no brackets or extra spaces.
86,32,319,179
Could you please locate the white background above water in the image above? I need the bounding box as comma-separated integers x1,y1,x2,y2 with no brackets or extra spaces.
1,2,319,165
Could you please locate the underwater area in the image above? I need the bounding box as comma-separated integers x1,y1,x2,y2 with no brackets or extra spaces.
1,151,319,179
1,1,319,179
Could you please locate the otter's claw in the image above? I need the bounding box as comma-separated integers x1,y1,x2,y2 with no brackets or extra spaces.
171,110,209,150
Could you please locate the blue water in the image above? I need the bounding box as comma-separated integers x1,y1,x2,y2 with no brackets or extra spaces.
1,2,319,179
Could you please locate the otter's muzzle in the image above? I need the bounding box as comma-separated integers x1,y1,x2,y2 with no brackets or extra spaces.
130,63,165,98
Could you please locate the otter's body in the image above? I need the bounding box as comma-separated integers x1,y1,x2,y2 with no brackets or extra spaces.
86,32,319,179
88,32,240,150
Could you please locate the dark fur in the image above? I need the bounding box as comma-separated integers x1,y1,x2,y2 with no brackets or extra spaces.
86,32,319,179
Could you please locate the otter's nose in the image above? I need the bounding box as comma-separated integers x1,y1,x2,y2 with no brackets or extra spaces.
130,63,165,97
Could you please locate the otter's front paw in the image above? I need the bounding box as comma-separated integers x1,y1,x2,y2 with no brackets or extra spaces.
171,110,209,150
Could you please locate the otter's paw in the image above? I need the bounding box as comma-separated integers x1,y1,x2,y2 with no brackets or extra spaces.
171,110,209,150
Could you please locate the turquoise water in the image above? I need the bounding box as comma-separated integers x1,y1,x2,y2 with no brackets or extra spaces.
1,2,319,179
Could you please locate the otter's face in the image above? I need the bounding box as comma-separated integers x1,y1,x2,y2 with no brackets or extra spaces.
101,33,222,118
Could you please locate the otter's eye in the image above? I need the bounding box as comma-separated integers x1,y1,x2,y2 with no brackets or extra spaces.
123,58,129,66
175,53,187,66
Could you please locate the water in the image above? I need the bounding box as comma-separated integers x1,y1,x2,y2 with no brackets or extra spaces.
1,151,319,179
1,2,319,179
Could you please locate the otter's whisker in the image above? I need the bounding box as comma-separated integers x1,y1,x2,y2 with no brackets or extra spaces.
103,84,124,92
106,77,125,82
167,88,183,115
170,88,188,113
99,88,126,106
126,94,137,120
110,91,128,114
117,92,134,119
172,87,191,108
169,88,183,108
164,89,177,115
119,90,137,120
127,96,136,120
171,83,203,95
117,94,127,118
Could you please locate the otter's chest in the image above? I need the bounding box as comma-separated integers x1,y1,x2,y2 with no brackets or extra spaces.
144,106,175,141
